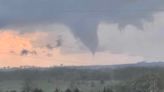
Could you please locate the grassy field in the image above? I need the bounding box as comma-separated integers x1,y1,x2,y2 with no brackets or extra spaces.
0,65,164,92
0,80,119,92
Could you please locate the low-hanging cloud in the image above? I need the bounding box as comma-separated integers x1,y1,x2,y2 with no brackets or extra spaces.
0,0,164,54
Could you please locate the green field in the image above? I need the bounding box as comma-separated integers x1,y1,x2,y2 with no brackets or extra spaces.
0,65,163,92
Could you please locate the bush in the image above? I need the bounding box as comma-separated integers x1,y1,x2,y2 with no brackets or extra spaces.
54,88,60,92
74,88,80,92
103,87,113,92
32,88,43,92
65,88,71,92
10,90,17,92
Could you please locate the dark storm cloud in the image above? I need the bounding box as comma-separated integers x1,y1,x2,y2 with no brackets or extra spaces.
0,0,164,54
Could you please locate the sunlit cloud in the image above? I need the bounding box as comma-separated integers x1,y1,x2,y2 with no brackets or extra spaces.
0,29,143,67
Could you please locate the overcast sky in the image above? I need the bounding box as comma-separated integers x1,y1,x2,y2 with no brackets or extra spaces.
0,0,164,67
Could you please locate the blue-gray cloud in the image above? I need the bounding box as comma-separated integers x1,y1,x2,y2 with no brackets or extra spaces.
0,0,164,54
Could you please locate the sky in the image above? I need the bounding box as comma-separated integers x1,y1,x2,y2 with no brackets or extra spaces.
0,0,164,67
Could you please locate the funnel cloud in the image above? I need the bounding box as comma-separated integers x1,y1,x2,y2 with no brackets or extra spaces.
0,0,164,53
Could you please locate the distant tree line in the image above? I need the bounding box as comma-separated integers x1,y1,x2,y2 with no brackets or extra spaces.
0,67,164,81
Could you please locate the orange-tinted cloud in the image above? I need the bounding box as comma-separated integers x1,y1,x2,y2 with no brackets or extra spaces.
0,29,143,67
0,30,32,53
